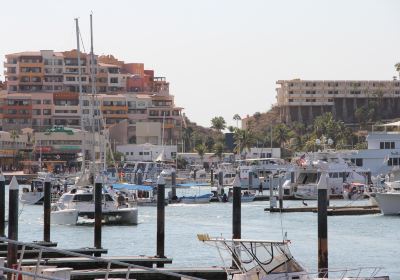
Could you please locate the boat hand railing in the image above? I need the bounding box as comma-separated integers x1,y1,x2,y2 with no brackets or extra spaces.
0,237,205,280
272,266,386,280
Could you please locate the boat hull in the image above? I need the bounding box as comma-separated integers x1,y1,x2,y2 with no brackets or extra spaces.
20,192,44,205
375,192,400,215
51,209,79,225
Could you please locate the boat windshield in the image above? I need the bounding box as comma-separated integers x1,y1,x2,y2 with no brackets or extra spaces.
197,235,305,277
297,172,318,184
72,194,114,202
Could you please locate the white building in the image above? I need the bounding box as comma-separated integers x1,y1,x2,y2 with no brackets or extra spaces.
117,143,177,162
247,148,281,159
177,153,235,166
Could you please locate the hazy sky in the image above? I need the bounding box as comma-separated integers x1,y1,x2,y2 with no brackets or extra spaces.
1,0,400,127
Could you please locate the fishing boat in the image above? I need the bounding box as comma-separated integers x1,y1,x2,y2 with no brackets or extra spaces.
109,182,167,207
197,234,389,280
20,173,61,205
179,193,212,204
343,182,366,200
51,185,138,225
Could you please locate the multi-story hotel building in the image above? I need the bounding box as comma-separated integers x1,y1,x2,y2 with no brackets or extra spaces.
2,50,184,151
276,79,400,124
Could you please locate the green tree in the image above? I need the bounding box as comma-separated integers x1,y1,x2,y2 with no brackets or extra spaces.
227,126,235,133
234,128,255,156
213,142,225,162
195,143,207,165
211,116,226,132
233,114,241,128
273,124,291,149
395,62,400,79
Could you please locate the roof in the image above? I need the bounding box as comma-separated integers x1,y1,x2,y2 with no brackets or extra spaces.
111,183,153,191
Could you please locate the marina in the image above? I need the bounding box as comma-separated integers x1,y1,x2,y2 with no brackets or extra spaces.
0,180,398,278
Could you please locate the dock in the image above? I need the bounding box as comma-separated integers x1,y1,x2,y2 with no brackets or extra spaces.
265,205,381,215
70,267,226,280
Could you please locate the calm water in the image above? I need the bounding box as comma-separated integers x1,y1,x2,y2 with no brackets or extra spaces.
5,186,400,279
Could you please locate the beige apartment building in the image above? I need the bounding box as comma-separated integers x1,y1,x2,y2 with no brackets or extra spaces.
276,79,400,124
2,50,184,148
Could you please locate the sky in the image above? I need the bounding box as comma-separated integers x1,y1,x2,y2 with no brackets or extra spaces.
1,0,400,127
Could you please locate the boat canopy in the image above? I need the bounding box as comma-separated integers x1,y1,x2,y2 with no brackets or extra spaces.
177,182,210,187
111,183,153,191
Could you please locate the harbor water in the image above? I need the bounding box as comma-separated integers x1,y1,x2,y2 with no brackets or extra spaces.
6,185,400,279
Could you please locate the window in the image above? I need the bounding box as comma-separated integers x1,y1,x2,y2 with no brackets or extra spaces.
380,142,395,149
110,77,118,84
350,158,363,166
43,100,52,105
43,109,51,115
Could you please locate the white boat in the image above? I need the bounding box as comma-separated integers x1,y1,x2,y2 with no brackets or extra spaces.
227,190,256,203
374,192,400,215
179,193,212,204
197,234,389,280
51,187,138,225
343,182,366,200
291,153,369,200
20,173,61,205
109,183,166,207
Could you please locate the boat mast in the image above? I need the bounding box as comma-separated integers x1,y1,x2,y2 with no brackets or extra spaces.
89,13,97,179
75,18,86,174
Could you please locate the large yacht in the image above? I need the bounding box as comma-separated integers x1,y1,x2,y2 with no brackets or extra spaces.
289,152,369,200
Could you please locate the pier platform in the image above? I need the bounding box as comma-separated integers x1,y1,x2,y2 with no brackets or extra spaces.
70,267,227,280
0,247,108,258
15,256,173,269
265,205,381,215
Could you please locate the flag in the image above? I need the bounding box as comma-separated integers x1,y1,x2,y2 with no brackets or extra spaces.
383,155,389,164
296,154,306,166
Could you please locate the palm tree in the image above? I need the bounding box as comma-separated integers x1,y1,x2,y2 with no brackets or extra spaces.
195,143,207,165
273,124,291,149
234,129,255,157
211,116,226,133
213,142,225,162
233,114,241,128
395,63,400,79
9,130,19,168
227,126,235,133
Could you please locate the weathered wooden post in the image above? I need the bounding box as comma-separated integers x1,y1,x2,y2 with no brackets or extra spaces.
156,175,166,265
218,171,223,187
7,176,19,280
210,169,214,186
43,174,51,242
317,171,328,278
232,175,241,268
269,175,275,210
94,175,103,256
0,172,5,237
171,169,177,201
193,169,197,181
248,171,253,189
278,172,283,210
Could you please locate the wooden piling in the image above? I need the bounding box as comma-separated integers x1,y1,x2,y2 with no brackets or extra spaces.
278,174,283,210
43,174,51,243
7,176,19,280
269,175,274,210
218,171,223,187
210,169,214,186
156,176,166,265
317,171,328,278
248,171,253,189
94,176,102,256
232,176,241,269
0,172,5,237
171,170,177,200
